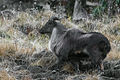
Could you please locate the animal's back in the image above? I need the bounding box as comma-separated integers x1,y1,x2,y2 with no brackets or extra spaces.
79,32,110,52
55,30,111,57
54,28,85,56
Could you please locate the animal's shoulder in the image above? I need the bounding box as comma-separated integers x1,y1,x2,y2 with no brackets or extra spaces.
68,28,84,33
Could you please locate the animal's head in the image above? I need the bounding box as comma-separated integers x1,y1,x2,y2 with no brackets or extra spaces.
39,17,60,34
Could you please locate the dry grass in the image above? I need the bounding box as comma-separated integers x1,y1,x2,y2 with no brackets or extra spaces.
66,74,99,80
21,75,32,80
0,70,15,80
85,75,98,80
0,10,120,80
0,10,120,59
0,42,16,56
63,63,75,73
106,48,120,60
104,34,120,60
0,41,36,57
0,9,119,62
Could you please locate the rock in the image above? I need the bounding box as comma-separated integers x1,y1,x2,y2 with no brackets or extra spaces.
27,66,42,74
0,9,15,20
15,54,30,60
110,27,120,35
67,75,87,80
114,65,120,69
13,65,27,71
13,70,30,80
31,50,46,59
21,75,32,80
99,60,120,79
103,61,117,70
31,49,53,62
116,60,120,65
47,72,66,80
101,69,120,78
0,31,10,38
15,59,29,65
31,67,67,80
73,0,88,20
31,73,42,79
98,76,117,80
114,60,120,69
14,54,30,66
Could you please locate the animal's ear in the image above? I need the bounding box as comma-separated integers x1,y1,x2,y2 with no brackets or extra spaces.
50,16,60,21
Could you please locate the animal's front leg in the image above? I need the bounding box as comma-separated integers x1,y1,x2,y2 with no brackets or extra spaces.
86,46,103,71
49,56,65,70
90,54,104,71
49,46,70,70
90,57,104,73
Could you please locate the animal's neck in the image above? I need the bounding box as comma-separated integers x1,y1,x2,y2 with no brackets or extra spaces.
48,27,65,52
49,23,67,38
48,23,67,52
50,27,64,40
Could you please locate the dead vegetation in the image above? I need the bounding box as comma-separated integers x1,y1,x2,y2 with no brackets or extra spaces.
0,10,119,79
0,70,16,80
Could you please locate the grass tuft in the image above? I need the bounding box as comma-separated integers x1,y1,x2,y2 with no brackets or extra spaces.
0,70,15,80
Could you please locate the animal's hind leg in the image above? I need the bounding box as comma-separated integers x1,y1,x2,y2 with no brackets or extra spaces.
68,54,82,73
86,46,103,71
49,46,70,70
